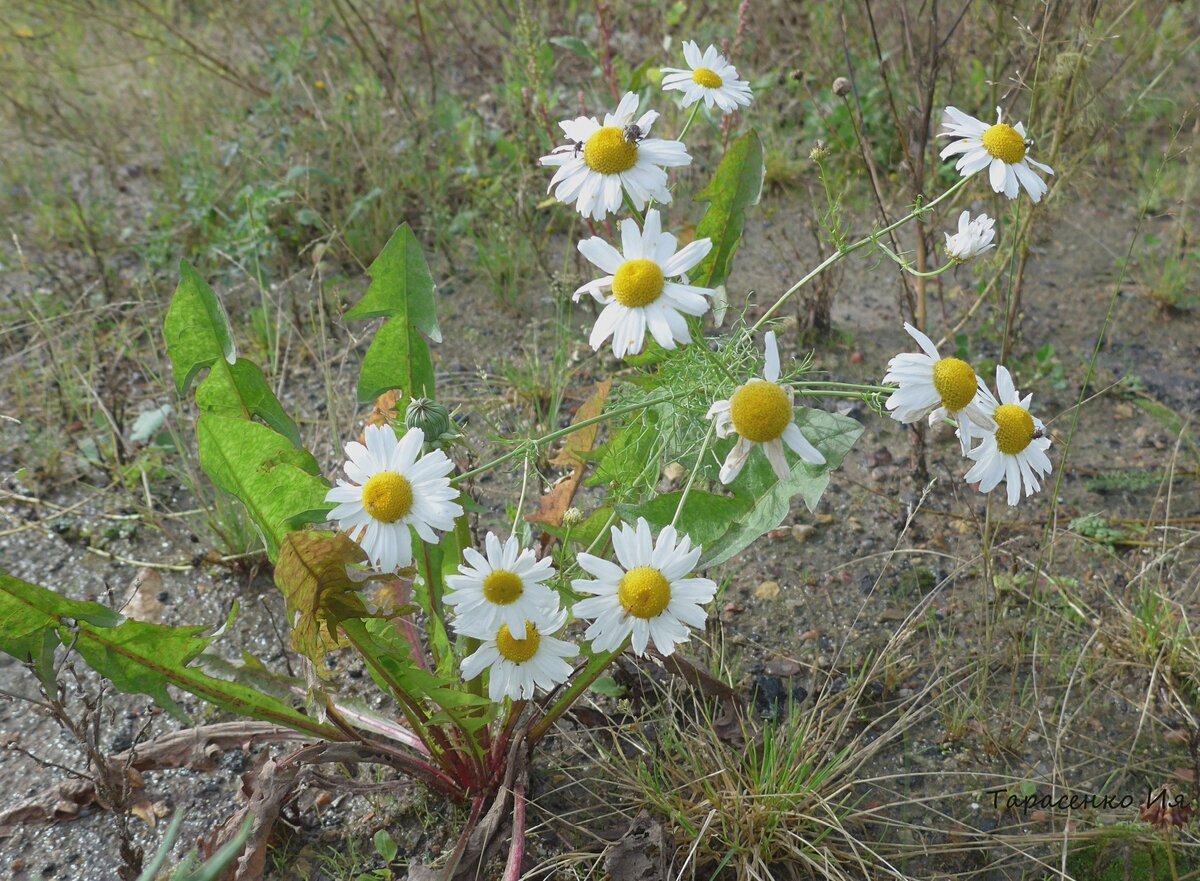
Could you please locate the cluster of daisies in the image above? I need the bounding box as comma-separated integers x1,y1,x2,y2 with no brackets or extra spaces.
883,324,1053,506
326,427,716,700
539,40,751,359
322,46,1062,705
881,104,1057,506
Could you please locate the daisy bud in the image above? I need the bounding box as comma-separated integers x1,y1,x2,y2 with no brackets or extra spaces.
832,77,851,97
405,398,456,445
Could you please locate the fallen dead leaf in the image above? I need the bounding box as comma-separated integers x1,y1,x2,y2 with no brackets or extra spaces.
526,379,611,529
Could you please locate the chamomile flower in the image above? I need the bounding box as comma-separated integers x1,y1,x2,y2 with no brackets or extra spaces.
706,331,826,484
572,519,716,657
660,41,753,113
575,208,714,358
882,323,997,455
460,607,578,703
325,425,463,573
939,106,1054,202
944,210,996,262
445,532,558,640
539,92,691,221
964,366,1053,507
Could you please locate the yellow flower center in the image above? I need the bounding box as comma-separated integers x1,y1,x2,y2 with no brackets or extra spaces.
361,472,413,523
993,403,1035,455
981,123,1026,164
692,67,723,88
482,570,523,605
729,380,792,443
611,258,665,308
931,358,978,413
584,126,639,175
495,622,541,663
618,566,672,619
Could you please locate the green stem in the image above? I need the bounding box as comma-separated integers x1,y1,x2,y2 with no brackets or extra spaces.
872,240,958,278
527,644,626,744
750,175,970,333
453,395,675,484
671,422,716,529
676,102,702,143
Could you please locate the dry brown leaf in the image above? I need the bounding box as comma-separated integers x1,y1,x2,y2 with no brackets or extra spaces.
526,379,611,528
365,390,402,431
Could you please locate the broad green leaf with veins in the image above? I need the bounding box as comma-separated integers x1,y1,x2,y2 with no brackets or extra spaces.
691,130,764,289
197,414,331,559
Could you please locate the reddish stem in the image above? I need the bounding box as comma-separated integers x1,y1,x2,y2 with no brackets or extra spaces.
502,764,528,881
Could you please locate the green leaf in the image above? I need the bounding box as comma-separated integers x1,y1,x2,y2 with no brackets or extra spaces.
164,262,237,394
197,414,331,558
700,409,862,567
345,224,441,404
692,130,764,288
195,358,302,446
623,491,750,549
0,572,342,740
0,571,120,690
274,531,378,668
549,35,596,62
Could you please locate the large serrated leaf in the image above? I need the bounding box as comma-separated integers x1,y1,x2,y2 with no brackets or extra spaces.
692,130,764,289
195,359,302,446
346,223,440,404
164,262,237,394
0,572,342,740
700,408,862,567
197,414,331,558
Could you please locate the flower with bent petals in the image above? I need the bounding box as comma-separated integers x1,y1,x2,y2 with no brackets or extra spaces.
707,331,826,483
882,323,996,455
939,106,1054,202
964,366,1053,506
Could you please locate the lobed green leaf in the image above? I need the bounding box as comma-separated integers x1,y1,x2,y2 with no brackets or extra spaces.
346,223,441,404
0,572,342,740
700,408,863,568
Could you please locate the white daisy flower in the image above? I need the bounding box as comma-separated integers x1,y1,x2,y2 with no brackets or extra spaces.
939,106,1054,202
944,210,996,262
460,606,578,703
882,323,997,455
964,366,1053,507
325,425,463,573
539,92,691,221
445,532,558,640
575,208,714,358
660,40,753,113
572,519,716,657
706,331,826,484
